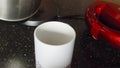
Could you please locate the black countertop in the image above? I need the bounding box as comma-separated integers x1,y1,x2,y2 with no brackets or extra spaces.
1,1,120,68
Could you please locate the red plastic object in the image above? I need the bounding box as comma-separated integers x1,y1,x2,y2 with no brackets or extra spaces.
86,1,120,49
100,2,120,30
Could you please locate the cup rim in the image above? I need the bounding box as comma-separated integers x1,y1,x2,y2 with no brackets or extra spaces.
34,21,76,46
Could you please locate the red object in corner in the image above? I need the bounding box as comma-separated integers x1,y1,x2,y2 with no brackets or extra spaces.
86,1,120,49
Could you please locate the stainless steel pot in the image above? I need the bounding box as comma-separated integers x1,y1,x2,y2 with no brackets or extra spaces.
0,0,41,21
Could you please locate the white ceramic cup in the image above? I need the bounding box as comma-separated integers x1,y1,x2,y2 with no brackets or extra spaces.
34,21,76,68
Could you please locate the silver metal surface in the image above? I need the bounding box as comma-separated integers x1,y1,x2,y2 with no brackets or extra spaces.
0,0,41,21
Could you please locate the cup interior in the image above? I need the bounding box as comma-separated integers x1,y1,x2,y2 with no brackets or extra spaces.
35,21,76,45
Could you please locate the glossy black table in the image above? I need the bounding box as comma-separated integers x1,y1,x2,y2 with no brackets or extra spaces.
0,15,120,68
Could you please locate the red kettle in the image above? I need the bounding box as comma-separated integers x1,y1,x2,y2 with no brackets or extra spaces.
86,1,120,49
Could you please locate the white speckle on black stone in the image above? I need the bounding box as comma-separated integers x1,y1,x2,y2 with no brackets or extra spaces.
25,49,28,52
0,47,4,52
12,25,15,28
9,59,12,63
12,54,16,57
28,45,31,48
9,49,13,53
24,45,27,48
117,54,120,57
90,55,93,58
3,58,7,61
27,64,30,67
27,60,31,62
23,53,27,57
4,42,8,47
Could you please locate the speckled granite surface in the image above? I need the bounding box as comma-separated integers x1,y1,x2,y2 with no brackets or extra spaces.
0,21,36,68
0,18,120,68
